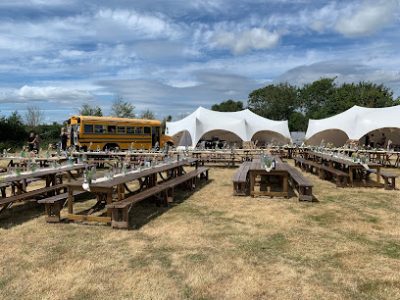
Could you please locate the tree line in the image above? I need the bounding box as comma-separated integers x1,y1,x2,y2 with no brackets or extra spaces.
212,78,400,132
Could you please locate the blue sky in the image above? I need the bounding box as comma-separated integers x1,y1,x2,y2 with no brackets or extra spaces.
0,0,399,122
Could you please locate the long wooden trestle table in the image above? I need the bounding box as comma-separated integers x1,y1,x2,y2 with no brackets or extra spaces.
64,159,198,224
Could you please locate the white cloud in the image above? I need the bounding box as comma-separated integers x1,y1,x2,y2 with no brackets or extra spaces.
335,0,399,37
277,60,400,94
94,8,181,39
211,28,280,54
0,85,95,103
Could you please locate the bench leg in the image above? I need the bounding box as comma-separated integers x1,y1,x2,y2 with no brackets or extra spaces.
167,188,174,203
298,186,313,202
384,178,396,190
111,207,129,229
44,202,62,223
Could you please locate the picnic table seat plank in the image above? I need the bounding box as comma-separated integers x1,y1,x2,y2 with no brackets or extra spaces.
106,167,209,229
232,161,251,196
367,169,398,190
285,166,314,202
0,183,66,206
39,190,87,222
294,157,349,187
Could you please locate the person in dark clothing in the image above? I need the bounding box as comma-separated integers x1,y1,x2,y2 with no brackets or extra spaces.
27,132,35,151
60,127,68,150
33,134,40,154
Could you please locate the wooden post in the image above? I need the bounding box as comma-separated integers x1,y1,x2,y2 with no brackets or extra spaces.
67,187,74,214
106,191,113,217
283,173,288,198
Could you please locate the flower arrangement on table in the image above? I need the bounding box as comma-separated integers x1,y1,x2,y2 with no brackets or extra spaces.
260,154,276,172
2,148,11,157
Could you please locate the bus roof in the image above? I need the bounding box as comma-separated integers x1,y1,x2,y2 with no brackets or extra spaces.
70,115,161,126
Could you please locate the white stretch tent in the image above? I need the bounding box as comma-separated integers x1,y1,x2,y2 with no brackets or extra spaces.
166,107,291,147
305,105,400,146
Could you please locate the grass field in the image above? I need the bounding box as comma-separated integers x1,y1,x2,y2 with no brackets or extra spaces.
0,161,399,299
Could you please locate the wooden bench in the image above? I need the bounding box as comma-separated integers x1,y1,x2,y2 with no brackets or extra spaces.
107,167,209,229
286,167,314,201
294,158,349,187
232,161,251,196
39,191,87,222
200,158,238,167
318,164,349,187
368,169,398,190
0,183,66,213
294,157,320,173
293,157,305,168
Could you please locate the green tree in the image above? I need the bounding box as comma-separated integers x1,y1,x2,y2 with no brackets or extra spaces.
331,82,395,112
111,96,135,118
0,111,27,150
141,109,155,119
211,99,244,112
79,104,103,116
36,122,63,148
24,106,44,128
248,83,298,121
288,111,307,132
299,77,336,119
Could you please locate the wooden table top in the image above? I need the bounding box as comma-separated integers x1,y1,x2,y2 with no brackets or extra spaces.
0,156,68,162
248,158,289,172
67,158,197,189
0,163,87,183
305,151,381,168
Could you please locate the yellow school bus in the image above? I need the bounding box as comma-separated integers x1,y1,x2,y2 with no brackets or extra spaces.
66,115,174,150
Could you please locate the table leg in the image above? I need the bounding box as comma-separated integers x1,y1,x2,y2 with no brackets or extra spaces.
283,174,288,198
68,188,74,214
250,171,255,197
117,184,125,201
376,167,381,184
106,191,113,217
349,168,354,186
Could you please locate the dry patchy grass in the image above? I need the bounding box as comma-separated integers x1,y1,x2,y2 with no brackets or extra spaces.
0,161,400,299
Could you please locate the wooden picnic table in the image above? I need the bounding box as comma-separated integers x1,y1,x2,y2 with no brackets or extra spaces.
248,157,291,198
358,150,400,167
0,163,87,213
304,151,382,187
64,158,198,224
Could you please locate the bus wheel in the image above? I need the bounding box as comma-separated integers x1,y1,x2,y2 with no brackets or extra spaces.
103,144,119,151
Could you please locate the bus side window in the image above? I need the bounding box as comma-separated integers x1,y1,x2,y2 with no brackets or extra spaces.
127,127,134,134
108,125,116,134
144,127,151,135
84,124,94,133
135,127,143,135
117,126,126,134
95,125,104,134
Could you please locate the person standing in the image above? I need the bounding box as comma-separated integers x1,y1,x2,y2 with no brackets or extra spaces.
60,127,68,151
33,134,40,154
27,132,35,151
